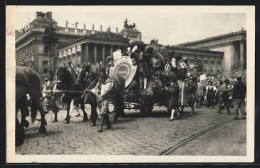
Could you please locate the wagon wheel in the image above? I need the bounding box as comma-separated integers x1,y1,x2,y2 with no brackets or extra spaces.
15,118,24,146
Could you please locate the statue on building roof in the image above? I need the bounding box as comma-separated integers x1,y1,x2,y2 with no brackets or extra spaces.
124,18,128,28
36,11,43,18
84,23,86,29
66,20,68,27
107,26,111,32
123,18,136,29
92,24,95,30
100,25,103,31
128,23,136,29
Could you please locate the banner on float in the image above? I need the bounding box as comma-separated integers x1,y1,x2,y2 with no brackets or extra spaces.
200,74,206,81
113,49,122,60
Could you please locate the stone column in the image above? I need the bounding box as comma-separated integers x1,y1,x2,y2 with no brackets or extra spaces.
208,56,210,74
230,43,235,72
85,44,89,63
110,45,113,57
240,40,245,69
102,45,106,66
94,44,97,63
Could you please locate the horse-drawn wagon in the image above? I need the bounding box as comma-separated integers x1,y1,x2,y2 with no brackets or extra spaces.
108,43,202,117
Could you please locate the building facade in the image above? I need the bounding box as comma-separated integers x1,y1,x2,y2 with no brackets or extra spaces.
15,12,134,75
167,46,224,75
57,32,129,68
177,29,246,73
16,12,234,77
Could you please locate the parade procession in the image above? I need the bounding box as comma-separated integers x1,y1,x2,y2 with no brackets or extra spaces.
13,9,249,157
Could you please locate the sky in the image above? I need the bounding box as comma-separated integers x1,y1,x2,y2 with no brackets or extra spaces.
10,6,247,45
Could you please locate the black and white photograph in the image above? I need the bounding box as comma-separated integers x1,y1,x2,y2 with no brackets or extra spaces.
6,5,255,163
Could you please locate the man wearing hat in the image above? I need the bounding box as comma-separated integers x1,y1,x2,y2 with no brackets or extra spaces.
42,70,59,122
218,79,231,114
233,76,246,119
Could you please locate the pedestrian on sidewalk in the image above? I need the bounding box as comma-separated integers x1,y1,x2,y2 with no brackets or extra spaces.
233,76,246,119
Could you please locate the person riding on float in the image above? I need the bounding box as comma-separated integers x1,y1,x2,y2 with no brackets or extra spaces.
126,40,138,58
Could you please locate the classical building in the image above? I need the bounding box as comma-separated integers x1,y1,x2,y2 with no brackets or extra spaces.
177,29,246,73
57,18,143,68
16,11,237,77
57,32,129,68
15,12,135,75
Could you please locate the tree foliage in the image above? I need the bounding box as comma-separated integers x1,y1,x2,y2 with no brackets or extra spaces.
42,26,58,47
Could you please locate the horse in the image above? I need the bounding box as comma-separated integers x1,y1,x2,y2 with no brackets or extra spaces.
56,66,98,125
16,66,47,146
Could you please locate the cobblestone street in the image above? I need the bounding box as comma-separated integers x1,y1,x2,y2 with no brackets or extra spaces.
16,105,246,155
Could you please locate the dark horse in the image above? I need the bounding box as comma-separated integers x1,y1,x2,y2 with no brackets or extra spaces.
16,66,47,146
56,66,98,125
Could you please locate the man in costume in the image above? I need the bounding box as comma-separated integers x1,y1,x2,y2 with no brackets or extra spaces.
175,55,188,114
42,70,59,122
91,69,113,132
125,40,138,59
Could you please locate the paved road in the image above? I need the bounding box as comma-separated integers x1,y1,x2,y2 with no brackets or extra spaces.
171,120,246,155
15,105,246,155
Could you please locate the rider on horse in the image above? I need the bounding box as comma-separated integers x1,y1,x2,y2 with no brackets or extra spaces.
67,61,77,80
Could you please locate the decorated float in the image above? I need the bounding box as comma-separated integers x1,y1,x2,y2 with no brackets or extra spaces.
108,41,203,116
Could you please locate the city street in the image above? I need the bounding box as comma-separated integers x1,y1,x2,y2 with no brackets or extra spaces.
15,105,246,156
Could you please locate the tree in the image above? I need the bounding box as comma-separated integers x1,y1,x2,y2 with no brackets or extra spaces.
42,20,59,72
